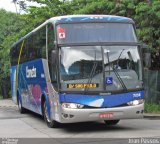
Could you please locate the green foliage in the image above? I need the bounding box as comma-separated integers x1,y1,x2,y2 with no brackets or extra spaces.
0,9,26,98
135,1,160,69
0,9,26,76
145,103,160,113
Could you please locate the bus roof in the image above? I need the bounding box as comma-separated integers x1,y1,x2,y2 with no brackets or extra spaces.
48,15,134,24
11,15,134,48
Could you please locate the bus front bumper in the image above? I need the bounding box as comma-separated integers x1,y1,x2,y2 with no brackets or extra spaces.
58,103,144,123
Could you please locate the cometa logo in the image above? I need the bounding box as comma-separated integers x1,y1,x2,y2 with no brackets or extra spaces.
26,66,36,78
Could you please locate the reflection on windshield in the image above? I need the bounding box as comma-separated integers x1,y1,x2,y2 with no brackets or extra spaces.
60,46,103,80
103,46,141,76
60,46,143,92
103,46,142,91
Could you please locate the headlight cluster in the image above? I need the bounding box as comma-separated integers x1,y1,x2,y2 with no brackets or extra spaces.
62,103,84,109
127,99,144,106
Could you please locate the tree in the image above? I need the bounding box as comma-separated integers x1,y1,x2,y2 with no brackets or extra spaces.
0,9,26,98
135,1,160,69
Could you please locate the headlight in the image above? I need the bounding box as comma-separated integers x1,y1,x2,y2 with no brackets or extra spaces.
127,99,144,106
61,103,84,109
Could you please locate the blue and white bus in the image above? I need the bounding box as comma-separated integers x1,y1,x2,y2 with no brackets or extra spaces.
10,15,144,128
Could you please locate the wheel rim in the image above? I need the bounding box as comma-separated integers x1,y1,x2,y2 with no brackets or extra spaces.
44,102,51,123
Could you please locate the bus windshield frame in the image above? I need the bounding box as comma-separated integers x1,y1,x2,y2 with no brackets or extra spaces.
58,44,143,94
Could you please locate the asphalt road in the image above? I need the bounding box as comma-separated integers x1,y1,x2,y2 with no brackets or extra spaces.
0,100,160,144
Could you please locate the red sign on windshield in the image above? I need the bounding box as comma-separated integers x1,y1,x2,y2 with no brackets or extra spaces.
58,27,66,39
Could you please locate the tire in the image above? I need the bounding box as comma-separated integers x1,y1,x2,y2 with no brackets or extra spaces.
104,120,120,125
18,96,26,114
43,101,60,128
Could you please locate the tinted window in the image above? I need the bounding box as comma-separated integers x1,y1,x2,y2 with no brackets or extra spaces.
20,40,28,63
57,23,137,44
48,23,55,52
34,26,46,59
28,34,35,60
47,23,57,87
11,45,20,65
11,26,47,66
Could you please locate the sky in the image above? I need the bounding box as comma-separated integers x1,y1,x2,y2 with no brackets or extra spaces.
0,0,40,13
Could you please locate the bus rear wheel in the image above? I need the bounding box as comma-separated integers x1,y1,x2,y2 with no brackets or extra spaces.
43,101,60,128
18,96,26,114
104,120,120,125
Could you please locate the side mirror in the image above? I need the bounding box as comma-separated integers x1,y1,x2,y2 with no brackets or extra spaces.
51,50,57,64
141,44,151,69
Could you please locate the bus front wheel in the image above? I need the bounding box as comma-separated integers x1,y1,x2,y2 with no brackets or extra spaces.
43,101,59,128
104,120,120,125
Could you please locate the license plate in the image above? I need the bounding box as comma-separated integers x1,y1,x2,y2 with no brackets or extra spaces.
99,112,113,118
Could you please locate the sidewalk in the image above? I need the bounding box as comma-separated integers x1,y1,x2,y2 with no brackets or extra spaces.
0,99,17,108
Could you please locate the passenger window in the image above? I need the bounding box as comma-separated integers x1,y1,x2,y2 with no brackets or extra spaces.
47,23,57,89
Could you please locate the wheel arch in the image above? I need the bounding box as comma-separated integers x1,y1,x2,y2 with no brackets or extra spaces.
17,90,21,105
41,92,51,118
41,94,45,115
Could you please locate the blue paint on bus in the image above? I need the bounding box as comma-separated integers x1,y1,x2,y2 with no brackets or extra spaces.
54,15,134,24
59,91,144,108
11,59,47,114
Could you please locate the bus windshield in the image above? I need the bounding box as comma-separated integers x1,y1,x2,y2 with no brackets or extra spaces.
60,46,143,92
57,23,137,44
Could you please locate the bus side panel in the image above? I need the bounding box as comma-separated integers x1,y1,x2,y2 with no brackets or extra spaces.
18,59,47,115
10,66,17,104
42,60,60,122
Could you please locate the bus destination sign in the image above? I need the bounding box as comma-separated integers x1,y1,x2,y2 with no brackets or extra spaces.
67,83,99,89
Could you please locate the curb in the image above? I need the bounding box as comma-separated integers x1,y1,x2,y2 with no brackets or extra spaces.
0,99,17,108
144,113,160,119
0,105,18,108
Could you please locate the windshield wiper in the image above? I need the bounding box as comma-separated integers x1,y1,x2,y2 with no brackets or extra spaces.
84,51,98,93
117,49,124,63
106,49,128,92
112,68,128,91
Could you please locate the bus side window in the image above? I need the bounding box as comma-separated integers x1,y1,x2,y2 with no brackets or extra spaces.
16,43,21,63
20,40,28,63
47,23,57,89
33,26,46,60
11,45,19,65
48,23,55,53
39,26,46,59
28,35,35,61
